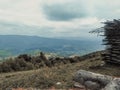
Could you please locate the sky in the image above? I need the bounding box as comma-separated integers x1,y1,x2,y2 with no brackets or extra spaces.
0,0,120,39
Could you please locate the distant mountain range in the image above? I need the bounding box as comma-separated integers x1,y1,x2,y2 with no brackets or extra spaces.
0,35,104,58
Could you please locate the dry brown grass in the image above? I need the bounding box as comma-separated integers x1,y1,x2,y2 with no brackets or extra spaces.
0,51,120,90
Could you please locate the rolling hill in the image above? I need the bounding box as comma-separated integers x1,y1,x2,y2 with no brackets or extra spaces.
0,35,103,58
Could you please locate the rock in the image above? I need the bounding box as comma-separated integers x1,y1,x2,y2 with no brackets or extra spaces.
74,77,84,84
84,81,100,90
56,82,62,85
74,70,120,90
74,82,85,89
74,70,113,86
103,78,120,90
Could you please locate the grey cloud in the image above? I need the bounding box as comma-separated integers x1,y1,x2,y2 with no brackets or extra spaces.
42,2,88,21
42,0,120,21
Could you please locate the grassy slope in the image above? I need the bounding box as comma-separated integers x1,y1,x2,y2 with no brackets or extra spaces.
0,51,120,89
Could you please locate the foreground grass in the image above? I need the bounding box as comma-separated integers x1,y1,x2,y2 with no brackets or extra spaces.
0,51,120,90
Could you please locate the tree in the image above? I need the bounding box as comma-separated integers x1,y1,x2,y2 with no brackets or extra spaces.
90,19,120,64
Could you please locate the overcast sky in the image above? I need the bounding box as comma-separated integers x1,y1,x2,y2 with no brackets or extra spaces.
0,0,120,39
